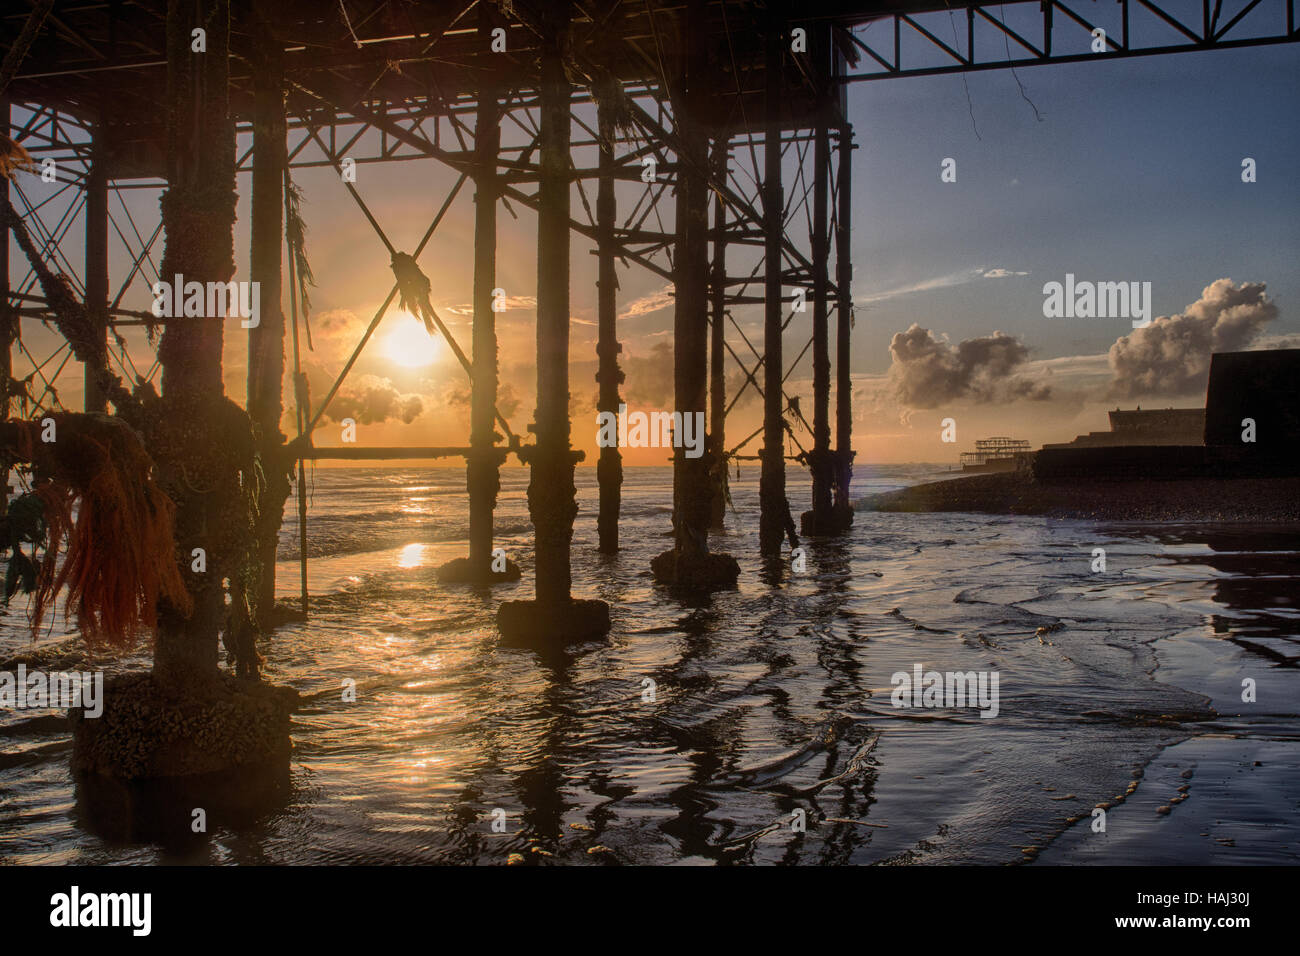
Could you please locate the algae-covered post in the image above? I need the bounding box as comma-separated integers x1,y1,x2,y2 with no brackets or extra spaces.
651,0,738,589
71,0,294,784
834,123,855,524
708,133,728,531
497,0,609,644
759,8,788,558
466,21,507,579
247,20,291,627
595,89,624,555
438,1,518,586
803,21,834,536
151,0,239,686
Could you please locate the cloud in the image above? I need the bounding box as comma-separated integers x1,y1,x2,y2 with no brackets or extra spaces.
444,294,538,317
318,374,424,425
887,324,1052,409
856,266,1029,306
444,381,523,419
623,341,674,406
619,285,675,321
1107,278,1278,398
307,308,370,355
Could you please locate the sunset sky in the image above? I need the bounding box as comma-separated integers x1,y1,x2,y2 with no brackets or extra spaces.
12,40,1299,465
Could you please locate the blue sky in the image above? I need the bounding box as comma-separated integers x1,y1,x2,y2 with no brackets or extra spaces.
833,36,1299,458
849,41,1300,371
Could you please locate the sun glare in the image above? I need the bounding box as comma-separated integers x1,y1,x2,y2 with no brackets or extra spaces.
383,317,441,368
397,543,425,569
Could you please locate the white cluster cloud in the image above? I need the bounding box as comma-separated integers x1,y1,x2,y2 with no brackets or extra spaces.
1108,278,1277,397
887,324,1052,409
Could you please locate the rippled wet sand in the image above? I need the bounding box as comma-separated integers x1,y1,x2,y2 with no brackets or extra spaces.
1,466,1296,864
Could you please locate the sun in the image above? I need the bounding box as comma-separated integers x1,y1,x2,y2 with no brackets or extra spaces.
382,316,441,368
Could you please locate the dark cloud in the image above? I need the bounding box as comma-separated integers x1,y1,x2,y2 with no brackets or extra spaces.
888,324,1051,408
445,382,523,419
618,343,760,411
724,369,760,410
324,381,424,425
1108,279,1278,398
623,342,674,407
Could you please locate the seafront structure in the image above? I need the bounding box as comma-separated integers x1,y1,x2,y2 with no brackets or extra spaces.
1,1,1297,784
1035,349,1300,482
960,437,1030,473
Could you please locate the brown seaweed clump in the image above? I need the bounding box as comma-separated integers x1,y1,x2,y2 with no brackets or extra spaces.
3,413,191,648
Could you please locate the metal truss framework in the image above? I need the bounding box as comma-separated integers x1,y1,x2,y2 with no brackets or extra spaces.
4,0,1298,591
3,103,165,428
6,86,850,465
840,0,1299,80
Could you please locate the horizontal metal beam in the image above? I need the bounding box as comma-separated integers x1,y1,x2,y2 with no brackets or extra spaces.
841,0,1299,82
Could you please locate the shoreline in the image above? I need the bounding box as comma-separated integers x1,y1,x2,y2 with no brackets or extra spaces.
859,472,1300,522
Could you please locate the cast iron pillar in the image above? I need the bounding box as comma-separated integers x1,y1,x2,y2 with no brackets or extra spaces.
759,14,791,558
498,2,609,643
651,0,738,589
595,92,623,554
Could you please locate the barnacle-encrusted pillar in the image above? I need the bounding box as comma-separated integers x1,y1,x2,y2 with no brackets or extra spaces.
708,134,728,531
833,124,856,525
439,11,519,586
801,32,843,536
247,27,293,623
73,0,295,788
595,93,624,555
498,2,609,643
652,0,738,590
759,15,789,558
152,0,238,687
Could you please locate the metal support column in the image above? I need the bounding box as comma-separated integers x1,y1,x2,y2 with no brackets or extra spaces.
759,13,788,558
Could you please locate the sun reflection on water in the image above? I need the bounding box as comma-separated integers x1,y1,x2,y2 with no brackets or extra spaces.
397,543,425,568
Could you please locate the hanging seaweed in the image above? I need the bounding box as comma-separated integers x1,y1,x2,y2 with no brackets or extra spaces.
222,447,266,677
390,251,439,336
0,413,192,648
0,132,34,180
285,179,317,350
586,67,640,152
708,449,735,516
2,490,44,608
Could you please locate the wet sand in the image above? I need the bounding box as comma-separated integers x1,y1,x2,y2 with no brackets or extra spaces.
1040,624,1300,864
2,469,1296,865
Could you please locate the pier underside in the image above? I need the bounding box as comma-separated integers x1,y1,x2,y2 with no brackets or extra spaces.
2,0,1296,655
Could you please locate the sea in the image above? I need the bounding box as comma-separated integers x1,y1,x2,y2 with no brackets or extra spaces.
1,463,1297,864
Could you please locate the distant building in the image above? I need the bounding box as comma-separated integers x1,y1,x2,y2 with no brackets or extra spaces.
1044,408,1205,449
1203,349,1300,447
960,437,1031,473
1034,349,1300,481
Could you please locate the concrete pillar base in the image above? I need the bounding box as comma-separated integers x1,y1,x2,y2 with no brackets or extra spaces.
497,598,610,645
799,503,854,536
650,549,740,589
71,673,296,781
436,556,522,584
